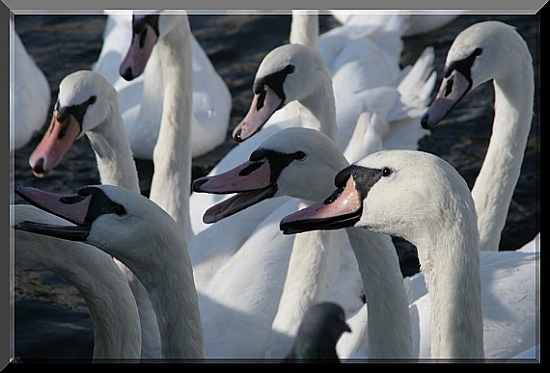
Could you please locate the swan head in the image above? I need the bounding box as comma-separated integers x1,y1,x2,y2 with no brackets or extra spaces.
193,127,348,223
28,70,117,178
280,149,476,247
421,20,529,129
232,44,332,142
14,184,182,268
119,11,180,80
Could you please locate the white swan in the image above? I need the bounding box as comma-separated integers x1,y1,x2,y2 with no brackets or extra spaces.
421,20,536,252
193,127,414,359
92,10,231,160
117,12,196,244
27,70,162,358
330,11,460,38
12,27,51,151
12,204,142,360
280,149,539,359
231,11,436,155
189,40,434,358
14,185,206,360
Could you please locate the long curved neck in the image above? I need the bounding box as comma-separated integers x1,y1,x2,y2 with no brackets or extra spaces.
345,228,413,358
85,95,141,194
414,214,484,358
126,220,205,359
59,246,143,360
13,205,142,360
471,45,534,252
290,10,319,48
267,200,333,357
299,76,339,146
148,15,195,245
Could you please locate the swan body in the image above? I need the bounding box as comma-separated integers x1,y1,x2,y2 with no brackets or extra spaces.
12,204,142,360
280,149,539,359
421,21,536,252
15,185,206,359
92,11,231,160
12,28,50,151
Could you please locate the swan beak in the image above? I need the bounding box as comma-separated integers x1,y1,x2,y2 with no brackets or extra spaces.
119,23,158,81
280,176,362,235
232,88,284,142
28,110,82,178
192,159,277,224
13,186,92,241
192,159,272,194
420,69,471,129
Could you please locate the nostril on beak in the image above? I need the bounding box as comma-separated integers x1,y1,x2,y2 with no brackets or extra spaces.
233,128,243,143
192,177,209,192
120,67,135,81
31,158,48,178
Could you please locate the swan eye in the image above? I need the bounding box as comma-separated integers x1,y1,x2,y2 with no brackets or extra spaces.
285,65,295,74
293,151,306,160
473,48,483,57
88,95,97,105
114,204,127,216
381,167,392,177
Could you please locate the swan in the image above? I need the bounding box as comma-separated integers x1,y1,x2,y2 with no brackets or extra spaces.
12,27,51,151
284,302,351,362
26,70,162,358
330,11,460,38
92,10,231,160
12,204,142,360
280,149,539,359
117,12,196,244
421,21,536,252
190,41,433,358
14,184,205,360
193,127,414,359
231,11,436,155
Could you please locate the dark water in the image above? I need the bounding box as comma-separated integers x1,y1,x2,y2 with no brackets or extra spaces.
12,12,540,361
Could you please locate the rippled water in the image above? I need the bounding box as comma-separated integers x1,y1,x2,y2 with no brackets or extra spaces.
12,12,539,361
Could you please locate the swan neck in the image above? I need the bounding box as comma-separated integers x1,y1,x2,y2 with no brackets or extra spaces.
415,219,484,358
131,222,205,359
148,15,195,244
86,101,141,194
299,81,338,145
346,228,414,358
471,59,534,252
268,200,332,355
290,10,319,48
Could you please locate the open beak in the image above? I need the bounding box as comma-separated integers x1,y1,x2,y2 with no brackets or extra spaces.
13,186,92,241
192,159,276,223
280,176,362,235
28,110,82,178
420,69,471,129
232,87,284,142
119,22,158,81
